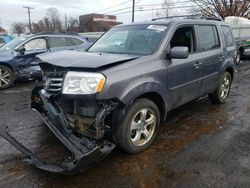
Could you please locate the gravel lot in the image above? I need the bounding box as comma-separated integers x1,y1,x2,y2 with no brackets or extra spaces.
0,61,250,188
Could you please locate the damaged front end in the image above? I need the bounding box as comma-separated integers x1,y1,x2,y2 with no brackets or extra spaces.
0,66,119,175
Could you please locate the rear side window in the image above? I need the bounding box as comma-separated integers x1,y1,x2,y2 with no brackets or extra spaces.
49,37,67,48
66,37,85,46
222,26,234,47
198,25,220,51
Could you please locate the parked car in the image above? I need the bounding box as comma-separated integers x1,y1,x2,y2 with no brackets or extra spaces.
0,16,236,175
0,35,14,47
235,36,250,64
0,32,91,89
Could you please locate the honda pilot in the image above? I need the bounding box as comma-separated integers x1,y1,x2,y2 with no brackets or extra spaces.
0,16,236,175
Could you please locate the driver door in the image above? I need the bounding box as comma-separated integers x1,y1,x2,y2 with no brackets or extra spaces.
167,25,203,109
15,37,48,67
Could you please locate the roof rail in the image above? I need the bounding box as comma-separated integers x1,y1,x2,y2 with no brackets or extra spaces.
152,14,222,21
35,31,80,36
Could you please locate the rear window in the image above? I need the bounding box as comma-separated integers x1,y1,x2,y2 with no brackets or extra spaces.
198,25,220,51
222,26,234,47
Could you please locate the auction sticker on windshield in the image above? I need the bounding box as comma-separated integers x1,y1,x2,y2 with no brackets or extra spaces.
147,25,167,32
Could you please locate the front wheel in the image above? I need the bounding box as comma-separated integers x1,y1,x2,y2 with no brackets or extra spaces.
0,65,14,89
209,71,232,104
115,98,160,154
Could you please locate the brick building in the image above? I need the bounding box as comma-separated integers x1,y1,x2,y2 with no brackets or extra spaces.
79,13,122,32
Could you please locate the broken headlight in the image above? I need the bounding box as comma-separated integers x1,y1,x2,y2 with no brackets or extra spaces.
62,71,105,95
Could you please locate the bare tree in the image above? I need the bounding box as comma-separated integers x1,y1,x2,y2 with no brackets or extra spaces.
190,0,250,20
11,22,27,36
155,0,173,18
31,8,65,33
46,8,63,32
67,17,80,32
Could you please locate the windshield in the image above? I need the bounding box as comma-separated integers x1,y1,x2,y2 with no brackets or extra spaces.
88,24,168,55
0,36,29,51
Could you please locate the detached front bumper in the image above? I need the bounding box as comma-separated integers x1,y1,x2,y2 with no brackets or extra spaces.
0,88,117,175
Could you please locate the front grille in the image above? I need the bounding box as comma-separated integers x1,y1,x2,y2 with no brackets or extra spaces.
45,77,63,92
40,64,66,93
43,71,66,93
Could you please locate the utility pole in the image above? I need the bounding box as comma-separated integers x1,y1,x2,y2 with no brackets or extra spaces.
23,6,34,33
65,14,68,31
132,0,135,22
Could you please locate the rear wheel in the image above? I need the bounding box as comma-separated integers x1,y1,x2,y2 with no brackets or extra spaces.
209,71,232,104
0,65,14,89
115,98,160,154
236,50,242,65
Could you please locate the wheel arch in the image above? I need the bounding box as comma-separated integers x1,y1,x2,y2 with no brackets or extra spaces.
220,57,235,81
133,92,166,122
225,67,234,80
0,62,14,73
238,46,245,53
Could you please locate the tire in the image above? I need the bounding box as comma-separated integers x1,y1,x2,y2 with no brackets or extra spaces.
0,65,14,89
235,50,242,65
209,71,232,104
115,98,160,154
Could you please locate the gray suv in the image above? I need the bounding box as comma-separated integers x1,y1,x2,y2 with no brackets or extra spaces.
0,16,236,175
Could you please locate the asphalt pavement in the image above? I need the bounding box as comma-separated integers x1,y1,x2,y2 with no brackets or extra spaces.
0,61,250,188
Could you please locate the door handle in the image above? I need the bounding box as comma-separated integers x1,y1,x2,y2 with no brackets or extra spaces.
219,55,224,61
194,62,202,67
194,62,202,69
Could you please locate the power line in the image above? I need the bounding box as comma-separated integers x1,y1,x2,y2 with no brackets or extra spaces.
132,0,135,22
97,0,131,13
101,0,195,15
114,5,198,16
23,6,34,33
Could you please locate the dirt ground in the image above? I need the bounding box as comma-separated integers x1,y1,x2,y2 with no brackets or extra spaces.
0,61,250,188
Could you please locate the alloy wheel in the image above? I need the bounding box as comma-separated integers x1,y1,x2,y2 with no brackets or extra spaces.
0,68,11,87
130,108,156,146
220,74,231,100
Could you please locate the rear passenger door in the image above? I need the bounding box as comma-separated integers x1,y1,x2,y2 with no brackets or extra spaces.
196,25,223,95
221,25,236,63
167,25,203,109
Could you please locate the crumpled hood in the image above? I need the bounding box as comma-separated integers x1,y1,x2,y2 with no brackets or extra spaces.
37,50,140,69
0,50,15,62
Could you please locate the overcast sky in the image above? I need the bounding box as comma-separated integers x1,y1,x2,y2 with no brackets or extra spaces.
0,0,190,32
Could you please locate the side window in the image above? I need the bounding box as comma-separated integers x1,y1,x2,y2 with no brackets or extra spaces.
198,25,220,51
49,37,67,48
170,26,196,53
222,26,234,47
66,38,85,46
24,38,46,51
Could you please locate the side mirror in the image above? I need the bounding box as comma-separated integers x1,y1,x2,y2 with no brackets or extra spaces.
19,47,26,55
170,46,189,59
15,47,26,55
